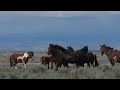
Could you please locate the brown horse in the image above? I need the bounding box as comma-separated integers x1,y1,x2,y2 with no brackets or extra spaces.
100,44,120,66
54,44,75,66
47,44,65,71
10,52,34,69
49,55,57,69
41,56,51,69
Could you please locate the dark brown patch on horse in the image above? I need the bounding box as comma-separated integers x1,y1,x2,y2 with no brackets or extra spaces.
41,56,51,69
47,44,64,71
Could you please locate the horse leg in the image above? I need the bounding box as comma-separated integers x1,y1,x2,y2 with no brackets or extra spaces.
55,64,59,71
46,64,47,69
14,64,18,69
65,61,69,68
63,62,69,68
91,63,94,67
13,61,18,69
87,62,90,68
67,63,69,68
24,64,27,69
22,59,27,69
75,62,80,68
80,63,84,67
51,61,53,69
55,61,62,71
110,60,115,66
48,63,49,69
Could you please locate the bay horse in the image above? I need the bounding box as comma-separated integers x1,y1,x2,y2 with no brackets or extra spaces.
10,52,34,69
49,55,57,69
47,44,66,71
41,56,51,69
81,46,99,67
100,44,120,66
53,44,76,67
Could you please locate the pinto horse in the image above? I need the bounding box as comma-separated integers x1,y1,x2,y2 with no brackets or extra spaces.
100,44,120,66
10,52,34,69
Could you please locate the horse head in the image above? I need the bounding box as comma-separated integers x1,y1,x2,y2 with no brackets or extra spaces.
81,46,88,53
100,44,106,56
100,44,113,56
47,44,55,55
28,52,34,61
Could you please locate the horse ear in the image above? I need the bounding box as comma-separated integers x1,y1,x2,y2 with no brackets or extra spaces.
103,44,106,46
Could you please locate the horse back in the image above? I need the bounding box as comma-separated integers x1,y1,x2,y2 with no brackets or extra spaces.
41,56,51,64
10,54,24,62
88,52,94,58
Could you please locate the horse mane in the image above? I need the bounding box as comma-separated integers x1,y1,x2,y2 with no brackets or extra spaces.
103,44,113,50
54,44,67,52
81,46,88,53
67,46,74,51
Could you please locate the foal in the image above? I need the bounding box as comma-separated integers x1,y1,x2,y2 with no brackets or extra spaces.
41,56,51,69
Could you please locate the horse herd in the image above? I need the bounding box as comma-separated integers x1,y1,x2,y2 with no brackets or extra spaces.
9,44,120,71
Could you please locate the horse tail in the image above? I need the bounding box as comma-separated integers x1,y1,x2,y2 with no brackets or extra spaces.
94,54,99,67
10,56,13,67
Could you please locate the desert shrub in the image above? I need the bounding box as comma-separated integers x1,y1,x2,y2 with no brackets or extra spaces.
0,62,120,79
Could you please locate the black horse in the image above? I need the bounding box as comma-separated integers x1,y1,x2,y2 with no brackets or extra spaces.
53,44,90,68
80,46,99,67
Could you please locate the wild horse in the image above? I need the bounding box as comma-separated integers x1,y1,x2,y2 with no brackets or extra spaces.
100,44,120,66
10,52,34,69
81,46,99,67
47,44,66,71
41,56,51,69
53,44,76,67
52,44,92,68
